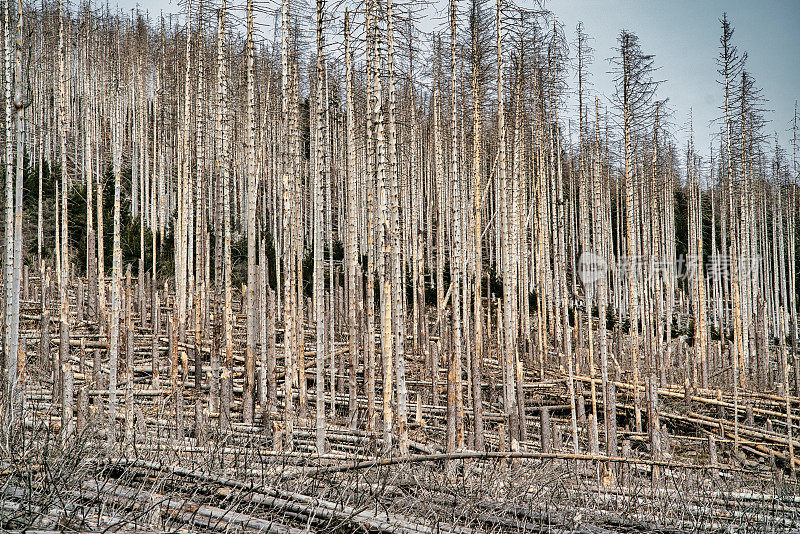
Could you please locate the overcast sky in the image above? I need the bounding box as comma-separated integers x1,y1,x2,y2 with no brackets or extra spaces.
108,0,800,174
553,0,800,172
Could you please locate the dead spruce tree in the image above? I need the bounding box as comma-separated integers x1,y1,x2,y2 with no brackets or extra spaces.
9,3,800,508
611,29,659,434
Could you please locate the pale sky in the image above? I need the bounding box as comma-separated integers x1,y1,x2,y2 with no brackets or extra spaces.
107,0,800,175
552,0,800,174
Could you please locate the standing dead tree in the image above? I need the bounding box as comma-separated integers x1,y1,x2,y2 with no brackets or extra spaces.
6,6,800,523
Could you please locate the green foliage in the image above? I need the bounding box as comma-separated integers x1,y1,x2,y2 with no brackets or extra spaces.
606,306,617,331
620,317,630,334
486,266,503,299
673,188,689,285
22,155,168,279
301,237,345,299
22,155,55,265
230,234,249,288
709,325,734,342
528,290,539,313
264,228,278,292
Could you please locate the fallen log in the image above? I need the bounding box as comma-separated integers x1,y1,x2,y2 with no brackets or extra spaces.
281,449,745,481
80,479,305,534
95,458,471,534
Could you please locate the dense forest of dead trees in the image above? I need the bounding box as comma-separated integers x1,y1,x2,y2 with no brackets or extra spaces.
1,0,800,531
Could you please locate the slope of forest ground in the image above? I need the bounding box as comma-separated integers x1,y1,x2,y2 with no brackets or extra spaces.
2,0,800,532
3,276,800,533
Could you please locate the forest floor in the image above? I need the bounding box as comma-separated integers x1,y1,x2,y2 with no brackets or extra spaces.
3,282,800,533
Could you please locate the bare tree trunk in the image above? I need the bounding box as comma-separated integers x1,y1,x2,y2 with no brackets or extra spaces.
469,0,484,452
109,95,123,448
496,0,518,449
364,0,377,431
448,0,463,454
388,0,408,456
124,267,134,446
345,11,359,430
280,0,295,443
3,0,16,436
313,0,327,455
58,0,71,445
375,32,394,452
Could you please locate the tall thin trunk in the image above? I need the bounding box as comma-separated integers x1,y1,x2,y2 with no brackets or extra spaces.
345,11,359,429
469,0,484,452
364,0,377,431
109,95,123,447
388,0,408,456
313,0,326,454
58,0,71,444
3,0,15,431
448,0,463,453
496,0,518,448
280,0,295,441
221,0,233,433
244,0,257,425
